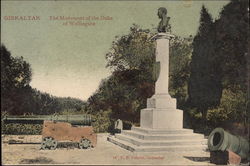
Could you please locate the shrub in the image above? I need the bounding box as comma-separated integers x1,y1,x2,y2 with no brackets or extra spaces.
92,109,112,133
2,123,42,135
207,88,247,126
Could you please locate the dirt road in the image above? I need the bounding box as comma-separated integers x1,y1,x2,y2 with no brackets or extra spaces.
2,133,212,165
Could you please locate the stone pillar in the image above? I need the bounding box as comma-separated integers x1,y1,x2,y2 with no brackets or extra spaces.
155,33,172,95
140,33,183,129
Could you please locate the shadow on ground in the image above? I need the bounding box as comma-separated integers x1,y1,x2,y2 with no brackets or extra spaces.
184,156,210,162
19,157,55,164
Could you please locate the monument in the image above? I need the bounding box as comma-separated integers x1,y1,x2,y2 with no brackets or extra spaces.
141,7,182,129
108,7,207,152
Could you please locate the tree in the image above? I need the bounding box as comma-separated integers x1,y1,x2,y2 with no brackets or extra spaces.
207,87,247,126
91,25,156,122
1,45,32,93
215,0,248,90
1,44,87,115
169,36,193,109
188,6,222,122
207,0,249,130
1,45,32,114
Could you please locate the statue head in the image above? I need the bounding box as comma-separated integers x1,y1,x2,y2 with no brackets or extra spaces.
157,7,171,33
157,7,167,19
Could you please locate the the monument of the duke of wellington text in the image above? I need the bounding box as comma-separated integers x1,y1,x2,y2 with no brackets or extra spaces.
108,7,207,152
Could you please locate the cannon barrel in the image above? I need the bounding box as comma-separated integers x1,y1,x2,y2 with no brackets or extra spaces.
208,127,249,159
3,114,93,126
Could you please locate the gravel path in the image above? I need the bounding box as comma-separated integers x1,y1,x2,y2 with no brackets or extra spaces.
2,133,213,165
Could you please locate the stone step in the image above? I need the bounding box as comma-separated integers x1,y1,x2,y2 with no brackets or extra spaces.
135,145,208,152
108,136,208,152
132,127,194,134
107,136,136,152
121,130,204,140
115,134,207,147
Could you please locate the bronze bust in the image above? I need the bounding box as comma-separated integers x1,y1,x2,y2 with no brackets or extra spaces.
157,7,171,33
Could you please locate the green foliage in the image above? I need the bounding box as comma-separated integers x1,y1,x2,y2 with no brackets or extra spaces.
58,108,85,115
188,6,222,120
23,89,87,115
169,36,193,108
207,87,247,126
106,24,155,72
2,123,42,135
92,109,112,133
1,45,32,91
1,45,33,115
187,1,248,133
214,0,249,89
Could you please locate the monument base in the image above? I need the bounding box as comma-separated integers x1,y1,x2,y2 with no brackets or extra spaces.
147,94,176,109
141,94,182,129
107,95,207,152
140,108,183,129
107,127,207,152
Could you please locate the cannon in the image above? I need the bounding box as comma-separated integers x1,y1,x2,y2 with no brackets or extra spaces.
3,115,97,150
208,127,249,159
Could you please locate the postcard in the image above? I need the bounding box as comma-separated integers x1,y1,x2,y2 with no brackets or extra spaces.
1,0,249,165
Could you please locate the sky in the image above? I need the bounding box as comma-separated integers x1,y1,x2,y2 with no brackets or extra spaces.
1,0,229,101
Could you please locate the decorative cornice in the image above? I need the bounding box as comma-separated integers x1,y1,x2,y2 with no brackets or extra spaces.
150,33,175,41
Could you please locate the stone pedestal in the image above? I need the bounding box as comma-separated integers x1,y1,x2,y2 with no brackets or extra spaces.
108,33,206,152
140,33,183,129
140,108,183,129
